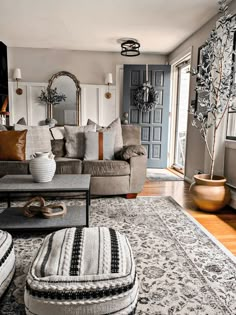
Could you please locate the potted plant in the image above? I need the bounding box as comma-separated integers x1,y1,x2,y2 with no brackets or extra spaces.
189,0,236,211
38,87,66,126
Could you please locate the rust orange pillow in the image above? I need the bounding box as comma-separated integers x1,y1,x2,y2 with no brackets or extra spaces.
0,130,27,161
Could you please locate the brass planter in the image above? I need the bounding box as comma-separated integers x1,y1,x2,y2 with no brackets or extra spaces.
189,174,231,212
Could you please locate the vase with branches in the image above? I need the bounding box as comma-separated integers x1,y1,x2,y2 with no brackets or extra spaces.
191,0,236,180
38,87,66,119
189,0,236,212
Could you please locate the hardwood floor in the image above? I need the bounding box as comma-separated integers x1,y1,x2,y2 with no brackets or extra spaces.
139,178,236,255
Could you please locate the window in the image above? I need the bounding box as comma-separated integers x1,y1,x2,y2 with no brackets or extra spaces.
226,32,236,140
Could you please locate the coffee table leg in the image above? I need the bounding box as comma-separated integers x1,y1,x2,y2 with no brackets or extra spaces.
7,193,11,208
86,191,89,227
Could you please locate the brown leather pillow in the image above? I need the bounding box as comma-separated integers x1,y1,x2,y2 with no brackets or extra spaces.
0,130,27,161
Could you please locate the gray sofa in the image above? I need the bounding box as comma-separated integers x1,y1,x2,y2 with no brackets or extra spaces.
0,125,147,197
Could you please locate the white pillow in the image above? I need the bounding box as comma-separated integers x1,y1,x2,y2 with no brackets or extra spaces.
84,131,115,160
87,117,123,153
14,124,52,159
50,126,65,139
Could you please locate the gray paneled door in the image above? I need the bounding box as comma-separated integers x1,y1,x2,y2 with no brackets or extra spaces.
123,65,171,168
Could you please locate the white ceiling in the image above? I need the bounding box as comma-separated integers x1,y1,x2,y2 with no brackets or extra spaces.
0,0,220,54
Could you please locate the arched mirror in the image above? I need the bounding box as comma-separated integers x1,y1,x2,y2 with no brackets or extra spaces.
47,71,81,125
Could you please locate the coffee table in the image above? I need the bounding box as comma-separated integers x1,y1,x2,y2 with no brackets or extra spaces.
0,174,91,231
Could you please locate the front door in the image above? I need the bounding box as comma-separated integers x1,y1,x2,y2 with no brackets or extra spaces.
123,65,171,168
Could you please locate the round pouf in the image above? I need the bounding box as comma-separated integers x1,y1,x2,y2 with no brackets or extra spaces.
29,152,56,183
0,230,15,298
24,227,138,315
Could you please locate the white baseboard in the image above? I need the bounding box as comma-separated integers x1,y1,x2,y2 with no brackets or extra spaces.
184,176,193,184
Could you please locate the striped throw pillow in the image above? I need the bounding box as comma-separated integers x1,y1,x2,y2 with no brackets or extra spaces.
84,131,115,160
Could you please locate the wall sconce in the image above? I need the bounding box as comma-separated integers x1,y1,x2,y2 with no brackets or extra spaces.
105,73,113,99
13,68,23,95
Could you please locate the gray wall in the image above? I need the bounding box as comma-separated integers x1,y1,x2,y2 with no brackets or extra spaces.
7,48,167,84
168,0,236,180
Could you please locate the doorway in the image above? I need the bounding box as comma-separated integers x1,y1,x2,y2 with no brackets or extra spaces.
173,61,190,173
123,64,171,168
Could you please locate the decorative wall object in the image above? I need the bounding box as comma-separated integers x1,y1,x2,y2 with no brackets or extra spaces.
47,71,80,125
104,73,113,99
13,68,23,95
133,65,159,112
8,82,117,127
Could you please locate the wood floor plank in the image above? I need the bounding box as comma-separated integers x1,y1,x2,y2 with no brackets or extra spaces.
139,178,236,255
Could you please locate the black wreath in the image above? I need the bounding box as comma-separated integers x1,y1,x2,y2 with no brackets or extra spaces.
133,84,159,112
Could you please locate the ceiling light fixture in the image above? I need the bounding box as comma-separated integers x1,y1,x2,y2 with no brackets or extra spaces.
121,39,140,57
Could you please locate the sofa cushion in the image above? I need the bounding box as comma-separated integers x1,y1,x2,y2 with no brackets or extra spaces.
0,160,29,177
0,130,27,161
84,131,115,160
64,125,96,158
55,157,82,174
14,124,52,159
83,160,130,176
87,117,123,153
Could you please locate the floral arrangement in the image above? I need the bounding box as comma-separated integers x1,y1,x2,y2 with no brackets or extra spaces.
191,0,236,179
38,87,66,106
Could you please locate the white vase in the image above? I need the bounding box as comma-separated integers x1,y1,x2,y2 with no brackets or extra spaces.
29,152,56,183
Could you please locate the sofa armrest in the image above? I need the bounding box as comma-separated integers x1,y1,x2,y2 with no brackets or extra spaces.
115,145,147,161
129,155,147,194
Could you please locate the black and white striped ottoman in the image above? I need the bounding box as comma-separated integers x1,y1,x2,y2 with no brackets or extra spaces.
24,227,138,315
0,230,15,298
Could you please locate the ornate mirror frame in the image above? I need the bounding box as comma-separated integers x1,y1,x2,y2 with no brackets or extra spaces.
47,71,81,125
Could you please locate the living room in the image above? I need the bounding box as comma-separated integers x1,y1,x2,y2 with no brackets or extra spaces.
0,0,236,314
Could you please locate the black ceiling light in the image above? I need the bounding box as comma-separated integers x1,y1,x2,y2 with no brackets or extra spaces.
121,39,140,57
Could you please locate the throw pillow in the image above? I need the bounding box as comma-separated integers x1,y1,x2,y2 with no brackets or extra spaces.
50,126,65,140
87,117,123,153
16,117,27,125
84,131,115,160
64,125,96,158
115,145,147,160
51,139,65,157
14,124,52,159
0,130,27,161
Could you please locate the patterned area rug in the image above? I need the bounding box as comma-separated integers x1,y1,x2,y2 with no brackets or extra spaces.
1,197,236,314
146,169,183,181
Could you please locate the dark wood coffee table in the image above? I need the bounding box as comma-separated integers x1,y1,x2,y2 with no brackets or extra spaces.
0,174,91,231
